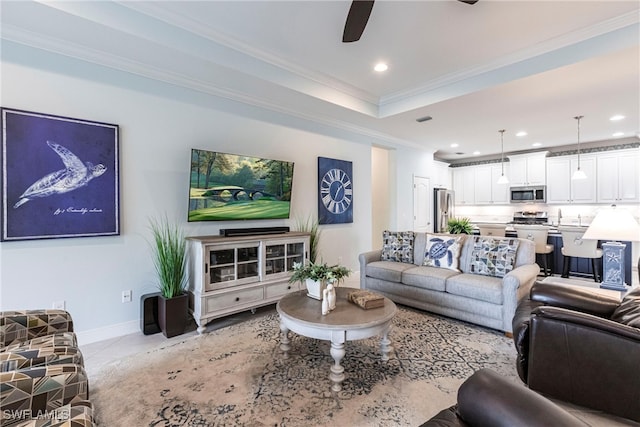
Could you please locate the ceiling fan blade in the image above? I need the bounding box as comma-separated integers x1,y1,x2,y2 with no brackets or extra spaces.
458,0,479,4
342,0,375,43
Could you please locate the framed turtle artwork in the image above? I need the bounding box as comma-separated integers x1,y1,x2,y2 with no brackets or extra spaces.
1,108,119,241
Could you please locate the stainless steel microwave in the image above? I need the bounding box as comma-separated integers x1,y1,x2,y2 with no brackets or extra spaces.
510,186,546,203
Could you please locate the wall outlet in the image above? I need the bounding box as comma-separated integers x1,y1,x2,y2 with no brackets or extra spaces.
53,300,66,310
337,256,343,264
122,290,132,303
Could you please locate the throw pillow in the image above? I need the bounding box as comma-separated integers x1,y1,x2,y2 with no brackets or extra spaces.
469,236,520,278
423,234,463,271
381,230,415,263
610,287,640,328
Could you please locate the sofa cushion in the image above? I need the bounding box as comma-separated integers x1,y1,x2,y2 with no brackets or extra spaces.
446,273,504,305
381,230,415,263
423,234,463,271
402,266,460,292
611,287,640,328
366,261,415,283
468,237,520,278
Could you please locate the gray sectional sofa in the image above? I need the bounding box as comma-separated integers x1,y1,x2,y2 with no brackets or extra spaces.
359,232,539,334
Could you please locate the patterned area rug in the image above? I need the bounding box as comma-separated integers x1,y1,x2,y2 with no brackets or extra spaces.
91,306,517,426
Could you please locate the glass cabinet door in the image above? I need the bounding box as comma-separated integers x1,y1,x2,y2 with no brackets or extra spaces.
286,242,305,270
205,243,260,290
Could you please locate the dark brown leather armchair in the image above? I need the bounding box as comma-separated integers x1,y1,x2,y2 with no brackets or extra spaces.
420,368,587,427
512,282,640,422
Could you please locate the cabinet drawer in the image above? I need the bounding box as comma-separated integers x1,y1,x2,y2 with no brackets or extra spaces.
265,281,298,299
205,287,264,313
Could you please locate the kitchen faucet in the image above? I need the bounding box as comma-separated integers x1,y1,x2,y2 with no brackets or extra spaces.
558,208,562,225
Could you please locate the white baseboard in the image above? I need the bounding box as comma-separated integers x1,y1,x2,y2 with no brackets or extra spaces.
76,319,140,346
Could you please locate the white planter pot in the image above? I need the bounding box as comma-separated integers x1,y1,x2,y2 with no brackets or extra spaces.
305,278,325,300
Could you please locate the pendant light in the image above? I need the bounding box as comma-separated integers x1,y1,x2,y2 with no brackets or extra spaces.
496,129,509,184
572,115,587,180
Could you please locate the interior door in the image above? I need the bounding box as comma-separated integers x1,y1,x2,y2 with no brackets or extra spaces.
413,176,431,232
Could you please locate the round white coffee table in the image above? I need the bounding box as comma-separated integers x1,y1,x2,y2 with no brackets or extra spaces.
276,287,397,392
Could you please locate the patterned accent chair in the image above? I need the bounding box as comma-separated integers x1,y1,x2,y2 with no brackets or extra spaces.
0,310,94,427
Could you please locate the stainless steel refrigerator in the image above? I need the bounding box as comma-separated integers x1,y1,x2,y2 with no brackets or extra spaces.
434,188,455,233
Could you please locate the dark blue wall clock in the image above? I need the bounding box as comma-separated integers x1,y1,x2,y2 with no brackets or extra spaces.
318,157,353,224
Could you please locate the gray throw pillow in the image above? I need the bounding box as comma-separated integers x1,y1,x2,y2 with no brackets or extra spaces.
469,236,520,278
611,288,640,328
381,230,415,263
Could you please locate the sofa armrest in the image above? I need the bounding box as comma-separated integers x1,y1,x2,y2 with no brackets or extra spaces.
528,306,640,421
0,310,74,348
456,369,586,427
359,250,382,289
0,364,89,422
530,282,620,317
500,263,540,333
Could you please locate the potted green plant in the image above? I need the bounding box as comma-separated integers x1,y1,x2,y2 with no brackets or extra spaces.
149,216,188,338
447,217,473,234
289,261,351,300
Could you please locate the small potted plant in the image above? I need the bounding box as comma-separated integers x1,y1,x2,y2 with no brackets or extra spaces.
149,216,188,338
447,217,473,234
289,260,351,300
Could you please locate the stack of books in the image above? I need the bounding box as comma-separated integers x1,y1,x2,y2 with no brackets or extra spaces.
347,290,385,309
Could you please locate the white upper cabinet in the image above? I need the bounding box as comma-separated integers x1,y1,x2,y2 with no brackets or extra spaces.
452,166,475,205
546,155,596,204
596,149,640,204
432,161,452,189
508,152,548,186
474,164,510,204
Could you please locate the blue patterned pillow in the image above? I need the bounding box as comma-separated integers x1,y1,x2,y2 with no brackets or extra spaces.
469,236,520,278
381,231,415,263
423,234,463,271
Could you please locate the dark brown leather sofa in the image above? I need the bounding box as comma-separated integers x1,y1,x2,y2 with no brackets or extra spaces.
512,281,640,422
420,368,587,427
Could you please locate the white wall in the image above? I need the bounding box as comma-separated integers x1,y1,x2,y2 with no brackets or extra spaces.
0,45,435,343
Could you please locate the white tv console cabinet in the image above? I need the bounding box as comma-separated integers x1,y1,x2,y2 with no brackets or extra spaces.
187,232,310,334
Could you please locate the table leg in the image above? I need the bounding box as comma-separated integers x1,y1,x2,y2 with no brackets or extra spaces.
380,325,393,361
330,341,345,392
279,321,290,359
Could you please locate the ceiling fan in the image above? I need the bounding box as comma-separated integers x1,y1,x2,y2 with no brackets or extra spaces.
342,0,479,43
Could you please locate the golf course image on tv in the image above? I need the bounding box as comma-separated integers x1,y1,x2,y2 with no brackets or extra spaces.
188,149,294,221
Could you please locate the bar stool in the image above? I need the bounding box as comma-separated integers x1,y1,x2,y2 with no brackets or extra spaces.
514,225,554,276
558,226,603,282
477,223,506,237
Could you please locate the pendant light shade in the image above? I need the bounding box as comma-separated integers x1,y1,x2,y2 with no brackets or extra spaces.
572,115,587,180
497,129,509,184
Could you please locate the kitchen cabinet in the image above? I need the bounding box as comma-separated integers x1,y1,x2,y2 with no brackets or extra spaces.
596,149,640,204
432,161,452,189
508,152,548,186
546,155,596,204
452,166,475,205
474,164,509,204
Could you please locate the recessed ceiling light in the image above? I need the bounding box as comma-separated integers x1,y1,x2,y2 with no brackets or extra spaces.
451,143,459,148
374,63,388,72
473,151,480,155
516,131,527,137
610,115,625,121
612,132,625,137
532,142,542,147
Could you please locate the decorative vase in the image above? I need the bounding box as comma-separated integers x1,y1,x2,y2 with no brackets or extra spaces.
305,278,325,300
157,292,188,338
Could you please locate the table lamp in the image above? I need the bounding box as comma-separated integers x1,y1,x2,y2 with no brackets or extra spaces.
582,205,640,291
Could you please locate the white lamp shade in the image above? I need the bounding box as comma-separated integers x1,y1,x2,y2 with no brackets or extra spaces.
496,174,509,184
571,169,587,180
582,206,640,242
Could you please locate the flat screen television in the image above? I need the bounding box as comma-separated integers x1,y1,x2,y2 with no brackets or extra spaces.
188,148,294,221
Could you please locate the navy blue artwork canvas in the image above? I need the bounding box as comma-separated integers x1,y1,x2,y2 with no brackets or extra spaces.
318,157,353,224
1,108,119,241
